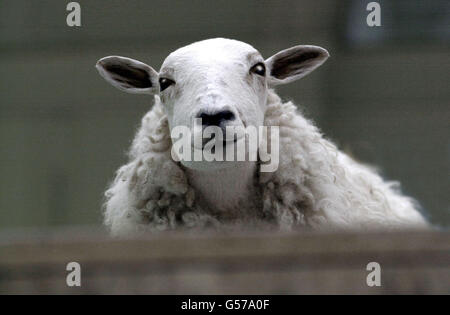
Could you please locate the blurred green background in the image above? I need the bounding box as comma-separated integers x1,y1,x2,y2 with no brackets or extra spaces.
0,0,448,229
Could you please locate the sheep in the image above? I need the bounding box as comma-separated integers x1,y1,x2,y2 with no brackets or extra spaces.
96,38,429,236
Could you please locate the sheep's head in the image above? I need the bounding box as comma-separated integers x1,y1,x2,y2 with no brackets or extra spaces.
96,38,329,171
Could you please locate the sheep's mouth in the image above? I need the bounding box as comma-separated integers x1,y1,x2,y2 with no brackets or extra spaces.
193,135,241,151
204,136,238,149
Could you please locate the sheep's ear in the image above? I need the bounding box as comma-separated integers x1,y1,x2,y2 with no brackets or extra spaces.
265,45,329,86
96,56,159,94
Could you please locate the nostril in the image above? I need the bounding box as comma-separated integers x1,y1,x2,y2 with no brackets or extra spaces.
221,110,235,121
198,110,235,126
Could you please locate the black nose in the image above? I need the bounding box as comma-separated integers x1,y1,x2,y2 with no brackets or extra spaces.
197,110,235,127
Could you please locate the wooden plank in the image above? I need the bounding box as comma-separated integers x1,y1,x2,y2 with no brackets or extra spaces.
0,230,448,294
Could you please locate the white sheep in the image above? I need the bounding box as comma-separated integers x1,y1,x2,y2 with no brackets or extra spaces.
96,38,429,236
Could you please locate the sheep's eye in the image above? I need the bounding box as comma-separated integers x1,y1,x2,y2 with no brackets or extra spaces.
159,78,175,91
250,62,266,76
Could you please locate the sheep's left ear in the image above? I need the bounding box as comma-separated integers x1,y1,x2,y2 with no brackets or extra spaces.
96,56,159,94
265,45,329,86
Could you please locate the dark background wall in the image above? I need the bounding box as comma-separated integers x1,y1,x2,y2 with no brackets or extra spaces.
0,0,448,229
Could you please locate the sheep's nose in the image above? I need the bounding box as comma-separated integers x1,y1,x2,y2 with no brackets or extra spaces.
197,110,235,127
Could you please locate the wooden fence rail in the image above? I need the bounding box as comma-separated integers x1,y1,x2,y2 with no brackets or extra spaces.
0,229,449,294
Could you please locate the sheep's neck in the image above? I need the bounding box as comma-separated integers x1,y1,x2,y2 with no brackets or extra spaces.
186,162,261,218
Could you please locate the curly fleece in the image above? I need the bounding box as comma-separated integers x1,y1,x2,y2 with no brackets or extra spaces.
104,91,428,236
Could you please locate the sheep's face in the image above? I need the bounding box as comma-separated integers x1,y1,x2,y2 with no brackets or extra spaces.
96,38,329,171
159,40,267,151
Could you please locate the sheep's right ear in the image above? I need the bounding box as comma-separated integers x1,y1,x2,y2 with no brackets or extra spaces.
96,56,159,94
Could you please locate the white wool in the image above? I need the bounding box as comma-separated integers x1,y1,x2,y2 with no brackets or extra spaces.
104,91,428,236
